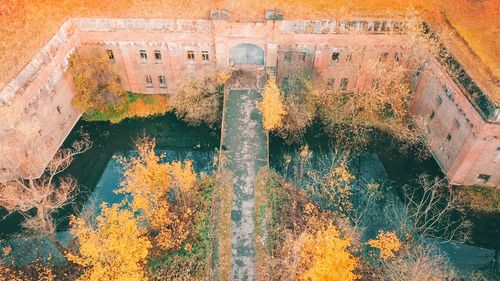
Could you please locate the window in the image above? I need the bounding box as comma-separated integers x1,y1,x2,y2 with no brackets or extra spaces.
145,75,153,88
379,52,389,62
394,52,402,62
159,75,167,88
106,50,115,63
444,86,454,98
187,50,195,60
332,51,340,62
446,134,452,141
327,78,335,88
495,147,500,163
477,174,491,183
437,95,443,106
301,52,307,62
56,105,61,114
345,52,352,62
140,50,148,63
281,77,289,91
340,78,348,90
154,50,162,61
284,51,292,62
202,51,209,62
429,111,435,120
454,119,460,129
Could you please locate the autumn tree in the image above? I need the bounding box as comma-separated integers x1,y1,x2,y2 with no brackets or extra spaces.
0,135,91,253
368,231,402,260
117,136,197,251
67,203,151,281
258,77,287,131
297,220,359,281
169,70,230,127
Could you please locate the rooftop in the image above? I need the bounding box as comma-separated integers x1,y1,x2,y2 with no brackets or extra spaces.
0,0,498,103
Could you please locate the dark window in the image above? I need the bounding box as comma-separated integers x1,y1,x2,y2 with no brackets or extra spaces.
340,78,348,90
145,75,153,87
56,105,61,114
106,50,115,63
327,78,335,88
301,52,307,62
284,52,292,62
379,52,389,62
444,86,454,98
437,95,443,106
159,75,167,88
477,174,491,182
429,111,435,120
332,51,340,62
187,50,195,60
454,119,460,129
281,77,289,91
154,50,162,61
394,52,402,62
373,21,381,32
139,50,147,63
447,134,452,141
202,51,209,61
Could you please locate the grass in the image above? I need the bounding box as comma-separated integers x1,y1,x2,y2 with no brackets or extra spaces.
460,185,500,214
0,1,498,101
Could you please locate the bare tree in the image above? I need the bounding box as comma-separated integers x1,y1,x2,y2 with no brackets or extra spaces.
0,135,91,253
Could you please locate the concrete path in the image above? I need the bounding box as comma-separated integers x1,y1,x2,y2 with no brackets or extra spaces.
222,84,267,280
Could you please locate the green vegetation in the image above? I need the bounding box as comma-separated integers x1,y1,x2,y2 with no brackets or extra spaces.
460,185,500,213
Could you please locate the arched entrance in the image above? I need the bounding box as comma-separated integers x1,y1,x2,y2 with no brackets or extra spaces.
229,43,265,65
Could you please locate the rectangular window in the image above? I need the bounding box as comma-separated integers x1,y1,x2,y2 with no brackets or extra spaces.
301,52,307,62
340,78,348,90
284,51,292,62
327,78,335,88
394,52,402,62
379,52,389,62
106,50,115,63
202,51,209,62
477,174,491,183
154,50,162,61
446,133,452,142
429,111,435,120
140,50,147,63
332,51,340,62
454,119,460,129
159,75,167,88
187,50,195,60
145,75,153,88
437,95,443,106
345,52,352,62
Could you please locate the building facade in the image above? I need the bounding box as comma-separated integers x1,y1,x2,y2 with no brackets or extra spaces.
0,17,498,187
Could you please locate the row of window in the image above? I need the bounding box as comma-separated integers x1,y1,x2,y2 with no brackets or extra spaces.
145,75,167,88
326,77,349,90
106,49,210,64
330,51,401,63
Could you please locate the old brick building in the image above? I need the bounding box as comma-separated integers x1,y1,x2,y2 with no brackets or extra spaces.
0,17,498,187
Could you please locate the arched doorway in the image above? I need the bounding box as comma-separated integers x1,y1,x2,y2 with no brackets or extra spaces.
229,43,265,65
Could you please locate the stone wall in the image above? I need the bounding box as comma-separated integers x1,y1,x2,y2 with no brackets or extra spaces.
0,17,498,187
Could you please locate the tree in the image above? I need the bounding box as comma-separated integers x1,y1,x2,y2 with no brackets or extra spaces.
169,70,229,127
117,137,197,251
367,231,402,260
0,135,91,253
67,203,151,281
297,220,359,281
69,48,126,112
258,77,287,131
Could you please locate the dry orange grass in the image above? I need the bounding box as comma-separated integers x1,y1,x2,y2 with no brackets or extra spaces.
0,0,498,91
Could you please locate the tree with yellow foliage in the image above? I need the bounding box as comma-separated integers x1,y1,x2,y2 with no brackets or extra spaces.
67,203,151,281
117,137,197,251
258,78,287,131
368,231,402,260
297,221,359,281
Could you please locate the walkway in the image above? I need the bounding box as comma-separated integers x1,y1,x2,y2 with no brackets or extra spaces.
221,71,267,281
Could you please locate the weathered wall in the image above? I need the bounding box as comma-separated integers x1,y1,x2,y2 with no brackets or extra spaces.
0,18,498,187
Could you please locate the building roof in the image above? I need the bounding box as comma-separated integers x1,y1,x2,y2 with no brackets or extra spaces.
0,0,498,102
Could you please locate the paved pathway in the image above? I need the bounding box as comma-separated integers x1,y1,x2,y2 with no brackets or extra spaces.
222,82,267,280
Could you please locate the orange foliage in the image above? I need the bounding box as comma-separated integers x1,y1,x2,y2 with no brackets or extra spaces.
297,220,359,281
117,137,197,251
258,77,287,131
368,231,402,260
125,95,170,119
67,203,151,281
